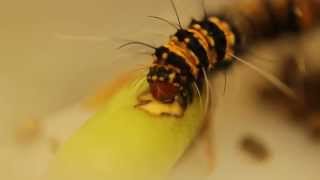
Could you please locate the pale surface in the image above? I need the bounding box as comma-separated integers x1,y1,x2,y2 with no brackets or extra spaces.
0,0,320,180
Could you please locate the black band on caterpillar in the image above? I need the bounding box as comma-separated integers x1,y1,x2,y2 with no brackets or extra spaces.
197,19,227,62
174,30,210,70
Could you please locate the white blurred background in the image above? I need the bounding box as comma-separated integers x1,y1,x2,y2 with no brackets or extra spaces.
1,0,320,179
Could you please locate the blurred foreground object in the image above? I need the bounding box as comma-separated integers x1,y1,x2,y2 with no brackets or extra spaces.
259,56,320,139
15,119,42,144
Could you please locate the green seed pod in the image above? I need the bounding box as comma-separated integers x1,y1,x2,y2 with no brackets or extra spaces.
48,74,204,180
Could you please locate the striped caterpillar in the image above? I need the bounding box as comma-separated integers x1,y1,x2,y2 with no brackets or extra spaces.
129,0,320,117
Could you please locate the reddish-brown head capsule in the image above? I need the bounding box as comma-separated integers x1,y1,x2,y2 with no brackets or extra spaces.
150,81,179,103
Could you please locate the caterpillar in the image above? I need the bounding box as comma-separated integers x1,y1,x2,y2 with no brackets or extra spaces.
129,0,320,117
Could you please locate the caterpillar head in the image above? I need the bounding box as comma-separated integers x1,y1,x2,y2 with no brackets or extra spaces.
137,61,193,117
147,66,182,104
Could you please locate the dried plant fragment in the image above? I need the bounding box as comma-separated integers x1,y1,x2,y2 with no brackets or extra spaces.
240,135,270,162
